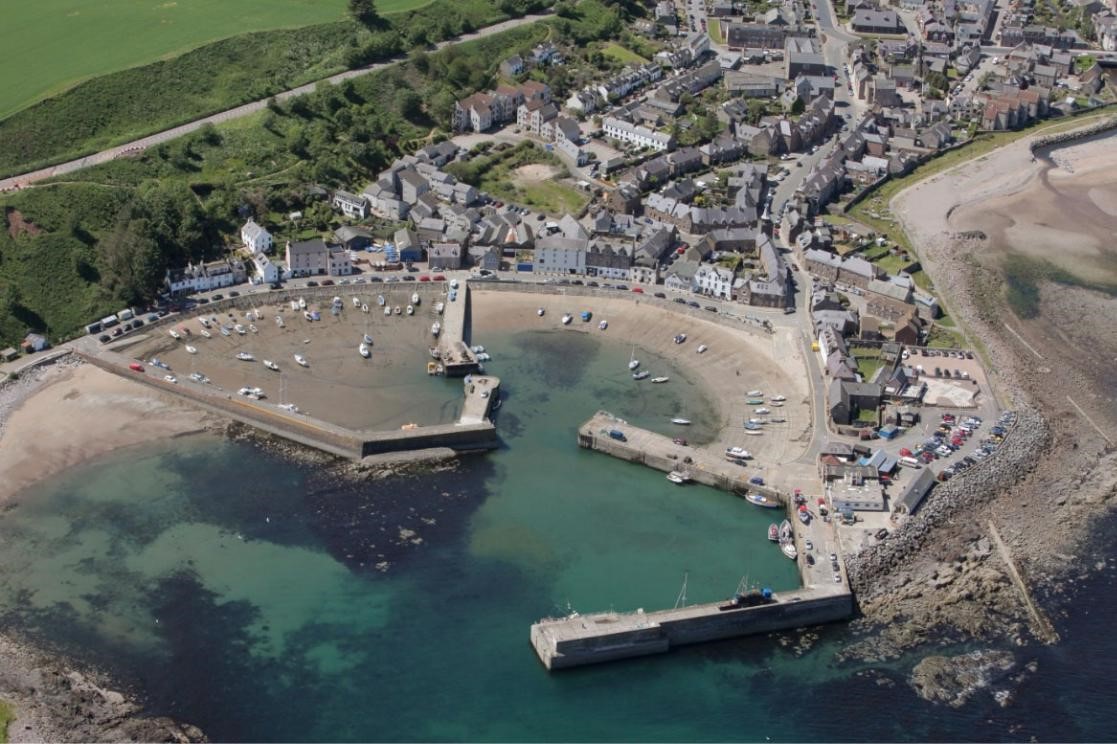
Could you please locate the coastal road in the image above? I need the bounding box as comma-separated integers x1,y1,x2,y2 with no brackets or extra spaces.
0,12,553,191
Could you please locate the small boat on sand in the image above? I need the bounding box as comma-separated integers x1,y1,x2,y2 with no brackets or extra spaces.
537,307,545,317
294,354,309,367
770,394,787,402
599,319,608,330
747,389,763,397
651,376,669,384
236,352,255,361
562,313,572,325
632,370,650,380
406,304,414,316
431,322,441,337
377,295,385,307
185,345,197,354
781,542,798,560
200,329,212,338
353,296,362,308
411,292,420,306
220,326,232,337
725,447,752,460
359,343,370,359
361,304,369,313
235,324,246,335
697,344,708,354
436,302,444,315
264,360,279,371
363,334,373,345
671,417,691,425
169,329,181,340
394,306,401,316
275,316,284,328
384,306,392,316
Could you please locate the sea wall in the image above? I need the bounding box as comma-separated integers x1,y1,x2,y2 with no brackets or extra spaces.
845,407,1049,596
1028,115,1117,155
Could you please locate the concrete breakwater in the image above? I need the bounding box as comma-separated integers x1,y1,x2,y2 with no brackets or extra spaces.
1028,115,1117,155
531,587,853,670
845,407,1049,595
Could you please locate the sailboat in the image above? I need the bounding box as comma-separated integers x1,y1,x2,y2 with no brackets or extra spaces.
359,343,371,359
671,417,691,425
632,370,650,380
651,376,670,384
628,345,640,370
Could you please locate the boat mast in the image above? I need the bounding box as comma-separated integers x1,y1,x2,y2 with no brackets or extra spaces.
674,571,689,609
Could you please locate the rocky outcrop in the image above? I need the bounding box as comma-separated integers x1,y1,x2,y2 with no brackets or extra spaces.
910,649,1035,708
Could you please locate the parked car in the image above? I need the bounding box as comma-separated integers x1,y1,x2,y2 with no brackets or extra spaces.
229,290,240,297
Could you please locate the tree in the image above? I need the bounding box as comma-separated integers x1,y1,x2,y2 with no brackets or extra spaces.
790,97,806,115
348,0,380,27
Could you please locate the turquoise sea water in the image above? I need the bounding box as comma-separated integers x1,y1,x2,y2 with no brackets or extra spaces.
1,329,1116,741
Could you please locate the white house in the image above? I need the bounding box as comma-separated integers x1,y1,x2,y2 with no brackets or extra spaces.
602,117,675,151
240,219,272,255
165,259,246,295
331,190,369,219
533,236,588,275
252,252,280,285
694,264,736,299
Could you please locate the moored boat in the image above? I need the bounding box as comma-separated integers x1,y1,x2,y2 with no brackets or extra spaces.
275,316,284,328
537,307,545,317
377,294,385,306
411,292,420,306
264,360,279,371
406,304,414,316
435,302,444,315
770,394,787,402
394,306,401,315
294,354,309,367
359,343,370,359
235,324,246,335
236,352,255,361
651,376,669,383
298,298,306,310
431,322,441,337
671,417,691,425
673,333,687,344
632,370,650,380
562,313,573,325
363,334,373,345
200,329,212,338
361,304,368,313
746,398,764,405
384,306,392,316
666,470,691,485
599,319,608,330
746,493,780,508
353,296,362,308
747,389,763,397
755,407,771,415
780,542,798,560
697,344,708,354
185,345,197,354
169,329,181,340
768,524,779,541
304,311,314,321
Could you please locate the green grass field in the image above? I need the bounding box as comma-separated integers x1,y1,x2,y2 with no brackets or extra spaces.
599,41,647,65
0,0,437,120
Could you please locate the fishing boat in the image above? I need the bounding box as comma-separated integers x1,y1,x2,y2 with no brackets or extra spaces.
537,307,545,317
294,354,309,367
599,319,608,330
666,470,691,485
298,298,307,310
755,407,771,415
431,322,441,337
359,343,370,359
781,542,798,560
394,306,402,316
264,360,279,371
185,345,197,354
436,302,445,315
770,394,787,402
651,376,669,384
235,324,246,335
746,493,781,509
353,296,362,308
377,295,386,307
164,375,177,384
406,304,414,316
671,417,691,425
236,352,255,361
725,447,752,460
632,370,650,380
562,313,573,325
200,329,212,339
411,292,420,306
697,344,708,354
747,389,763,397
768,524,779,541
275,316,284,328
384,306,392,316
169,329,181,340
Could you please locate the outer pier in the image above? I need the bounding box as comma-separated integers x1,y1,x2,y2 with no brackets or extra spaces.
531,586,853,670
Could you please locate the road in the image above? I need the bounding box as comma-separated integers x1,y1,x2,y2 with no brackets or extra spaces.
0,12,553,192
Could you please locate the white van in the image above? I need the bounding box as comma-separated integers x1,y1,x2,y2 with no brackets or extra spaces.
899,456,922,469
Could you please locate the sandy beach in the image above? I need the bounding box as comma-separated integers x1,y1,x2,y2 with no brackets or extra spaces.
0,361,217,505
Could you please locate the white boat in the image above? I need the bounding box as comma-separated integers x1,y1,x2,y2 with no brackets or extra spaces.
431,322,441,337
747,390,763,397
666,470,691,485
394,306,401,316
599,320,608,330
275,316,284,328
411,292,420,305
189,372,210,384
537,307,545,317
198,318,211,328
632,370,650,380
435,302,445,315
755,407,771,415
294,354,309,367
651,376,670,384
164,374,177,384
744,428,763,436
781,542,798,560
770,401,784,407
697,344,708,354
770,394,787,402
562,313,573,325
377,295,386,306
725,447,752,460
406,304,414,316
362,304,369,313
673,333,687,344
471,345,485,354
236,352,255,361
671,418,691,425
264,360,279,371
298,298,307,310
628,344,640,370
169,329,181,340
200,329,212,339
185,345,197,354
353,296,362,308
384,306,392,316
449,278,459,289
290,301,300,311
304,311,313,321
476,352,491,362
235,324,246,335
359,343,370,359
249,324,258,334
220,327,231,337
278,403,299,413
238,386,265,400
746,493,781,509
359,334,371,346
332,296,342,308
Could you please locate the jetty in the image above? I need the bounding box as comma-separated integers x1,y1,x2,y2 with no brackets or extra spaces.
577,411,785,502
531,586,853,670
437,283,479,377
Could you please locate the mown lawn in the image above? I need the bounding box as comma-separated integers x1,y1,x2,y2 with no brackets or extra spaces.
0,0,367,119
600,41,647,65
